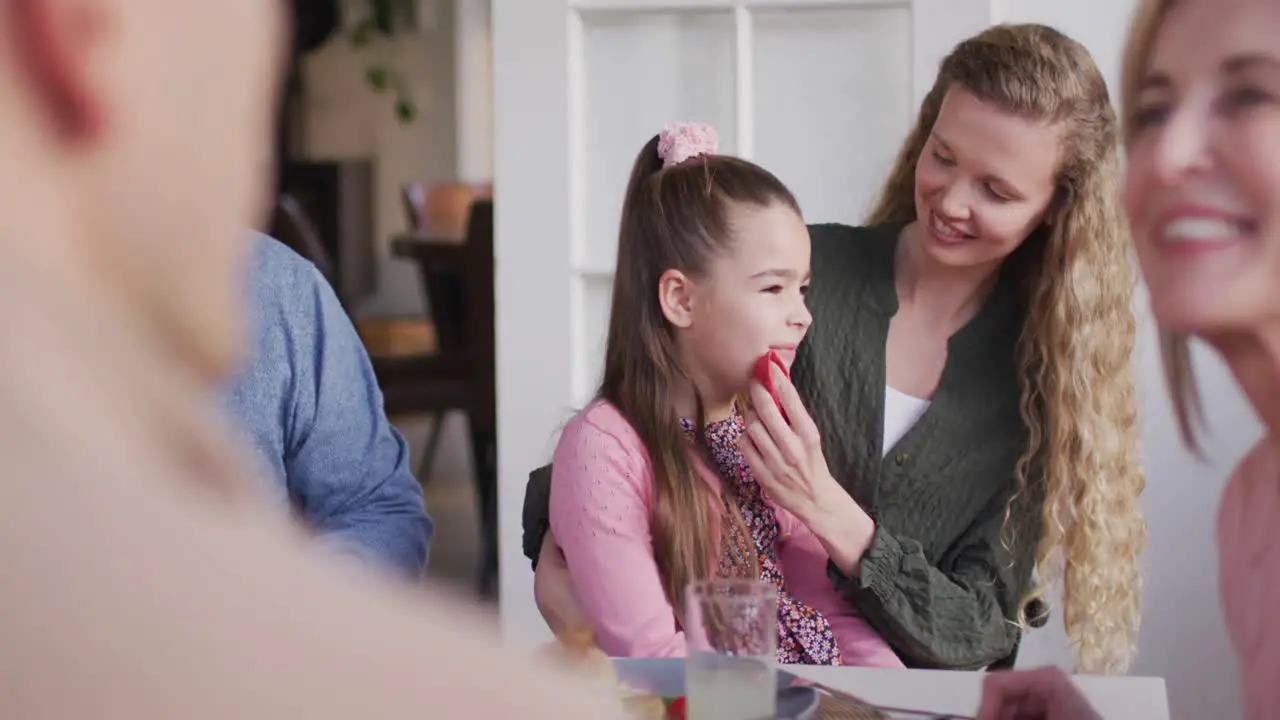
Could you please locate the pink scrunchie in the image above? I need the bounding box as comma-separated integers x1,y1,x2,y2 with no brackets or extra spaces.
657,122,719,168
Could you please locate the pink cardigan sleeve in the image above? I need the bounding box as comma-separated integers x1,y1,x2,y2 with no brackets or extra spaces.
548,409,686,658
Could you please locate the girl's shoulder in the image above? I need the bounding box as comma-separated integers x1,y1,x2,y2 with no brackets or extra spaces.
550,400,659,511
806,221,901,249
806,222,875,241
554,399,649,472
805,222,901,281
563,398,639,442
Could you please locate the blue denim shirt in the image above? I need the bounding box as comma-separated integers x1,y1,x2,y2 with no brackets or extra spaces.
221,234,432,579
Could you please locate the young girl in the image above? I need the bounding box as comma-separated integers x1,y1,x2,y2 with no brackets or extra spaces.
548,123,902,667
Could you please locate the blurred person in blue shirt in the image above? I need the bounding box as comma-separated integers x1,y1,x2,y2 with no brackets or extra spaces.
222,233,432,579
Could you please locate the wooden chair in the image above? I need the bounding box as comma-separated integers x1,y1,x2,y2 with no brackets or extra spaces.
374,199,498,598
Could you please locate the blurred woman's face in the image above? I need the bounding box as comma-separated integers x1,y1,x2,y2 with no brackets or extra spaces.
1125,0,1280,336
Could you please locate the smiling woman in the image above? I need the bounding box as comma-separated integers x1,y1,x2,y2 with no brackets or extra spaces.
979,0,1280,716
1121,0,1280,714
851,23,1146,673
912,90,1064,269
525,23,1146,675
1122,0,1280,450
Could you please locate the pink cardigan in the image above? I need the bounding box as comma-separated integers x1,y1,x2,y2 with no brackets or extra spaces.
548,400,903,666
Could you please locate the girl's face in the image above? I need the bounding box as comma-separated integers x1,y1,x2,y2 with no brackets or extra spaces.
912,87,1062,273
1124,0,1280,336
664,202,812,412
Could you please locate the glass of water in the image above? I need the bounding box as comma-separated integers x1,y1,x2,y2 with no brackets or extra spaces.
684,579,777,720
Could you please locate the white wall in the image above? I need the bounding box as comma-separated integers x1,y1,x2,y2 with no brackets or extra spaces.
993,3,1254,718
454,0,494,183
299,0,493,316
299,5,459,317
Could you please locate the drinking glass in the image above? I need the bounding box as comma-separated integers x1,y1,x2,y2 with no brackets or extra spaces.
684,579,777,720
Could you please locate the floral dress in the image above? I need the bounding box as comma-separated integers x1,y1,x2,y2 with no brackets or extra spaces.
681,414,842,666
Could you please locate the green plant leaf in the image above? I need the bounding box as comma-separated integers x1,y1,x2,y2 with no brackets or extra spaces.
365,66,390,92
346,1,418,125
348,16,375,47
395,98,417,124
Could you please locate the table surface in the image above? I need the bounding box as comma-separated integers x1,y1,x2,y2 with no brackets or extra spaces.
784,665,1170,720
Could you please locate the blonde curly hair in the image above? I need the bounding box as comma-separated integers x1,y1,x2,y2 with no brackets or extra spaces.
866,24,1147,674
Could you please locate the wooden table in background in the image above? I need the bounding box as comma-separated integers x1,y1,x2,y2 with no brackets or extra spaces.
387,207,497,599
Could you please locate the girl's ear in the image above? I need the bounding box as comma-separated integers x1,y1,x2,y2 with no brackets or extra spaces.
657,269,696,328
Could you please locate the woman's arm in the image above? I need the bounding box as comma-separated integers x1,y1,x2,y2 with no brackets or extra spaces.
549,414,687,658
754,330,1041,670
526,466,592,635
826,479,1043,669
534,529,590,636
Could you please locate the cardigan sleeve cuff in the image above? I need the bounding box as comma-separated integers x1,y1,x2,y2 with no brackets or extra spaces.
827,527,905,602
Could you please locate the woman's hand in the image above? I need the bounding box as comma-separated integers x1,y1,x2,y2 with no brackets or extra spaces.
739,364,876,573
533,529,589,636
976,667,1102,720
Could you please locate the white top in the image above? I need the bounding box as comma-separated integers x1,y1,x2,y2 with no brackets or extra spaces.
882,385,930,456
